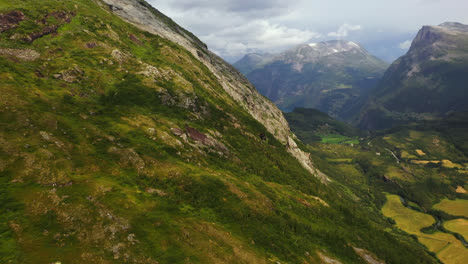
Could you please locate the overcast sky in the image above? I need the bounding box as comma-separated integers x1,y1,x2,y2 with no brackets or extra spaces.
148,0,468,62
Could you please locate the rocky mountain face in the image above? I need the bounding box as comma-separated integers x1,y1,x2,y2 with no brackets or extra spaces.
100,0,326,181
234,40,388,119
0,1,440,263
358,22,468,130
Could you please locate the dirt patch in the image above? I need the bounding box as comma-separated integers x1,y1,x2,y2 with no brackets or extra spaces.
411,160,440,165
441,159,464,169
85,42,99,48
0,48,40,61
0,10,25,33
416,149,426,156
456,186,467,194
185,125,208,143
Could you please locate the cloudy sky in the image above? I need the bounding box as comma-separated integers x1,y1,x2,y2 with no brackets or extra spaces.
148,0,468,63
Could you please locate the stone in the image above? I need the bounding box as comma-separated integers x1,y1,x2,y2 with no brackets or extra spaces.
171,127,184,136
0,48,40,61
85,42,98,48
185,125,207,143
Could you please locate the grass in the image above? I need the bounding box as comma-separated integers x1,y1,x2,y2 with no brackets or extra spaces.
444,219,468,241
319,134,359,144
385,166,407,180
382,195,435,235
434,199,468,218
326,158,353,163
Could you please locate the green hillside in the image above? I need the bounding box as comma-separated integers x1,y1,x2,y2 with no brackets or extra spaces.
0,0,449,263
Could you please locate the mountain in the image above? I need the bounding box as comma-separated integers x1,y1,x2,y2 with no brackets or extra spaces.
358,22,468,130
234,40,388,119
231,53,274,75
0,1,441,263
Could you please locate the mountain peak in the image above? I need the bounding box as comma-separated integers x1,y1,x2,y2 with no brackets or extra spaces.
358,22,468,130
305,40,363,53
410,21,468,52
281,40,371,67
438,22,468,32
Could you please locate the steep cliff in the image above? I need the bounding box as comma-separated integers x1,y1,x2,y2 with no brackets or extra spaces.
358,22,468,130
100,0,327,181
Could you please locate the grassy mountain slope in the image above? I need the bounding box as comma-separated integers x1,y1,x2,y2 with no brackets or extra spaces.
358,22,468,130
100,0,325,182
0,0,440,263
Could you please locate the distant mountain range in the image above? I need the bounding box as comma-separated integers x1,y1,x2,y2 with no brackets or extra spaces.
234,40,388,119
357,22,468,130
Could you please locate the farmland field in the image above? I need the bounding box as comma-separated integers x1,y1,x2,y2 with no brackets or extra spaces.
318,134,359,144
434,199,468,218
444,219,468,241
382,195,468,264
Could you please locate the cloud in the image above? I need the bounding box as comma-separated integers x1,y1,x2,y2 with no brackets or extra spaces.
328,23,362,38
202,20,320,59
156,0,297,17
399,40,412,49
150,0,468,62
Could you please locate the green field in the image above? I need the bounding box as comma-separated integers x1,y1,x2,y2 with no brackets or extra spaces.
434,199,468,218
444,219,468,241
319,134,359,144
382,195,435,235
382,195,468,264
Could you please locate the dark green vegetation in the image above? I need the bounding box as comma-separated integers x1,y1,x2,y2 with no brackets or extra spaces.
284,108,361,144
0,0,459,263
234,41,388,119
358,22,468,130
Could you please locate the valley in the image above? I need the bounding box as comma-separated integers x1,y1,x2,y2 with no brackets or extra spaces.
287,109,468,264
382,194,468,264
